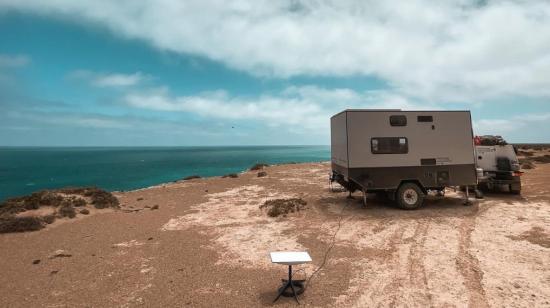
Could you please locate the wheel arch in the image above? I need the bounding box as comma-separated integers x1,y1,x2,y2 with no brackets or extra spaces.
398,179,427,195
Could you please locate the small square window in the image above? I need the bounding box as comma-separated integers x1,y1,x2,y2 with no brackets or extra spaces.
417,115,433,122
390,115,407,126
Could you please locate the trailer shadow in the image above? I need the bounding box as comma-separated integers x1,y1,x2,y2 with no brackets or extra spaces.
317,193,484,220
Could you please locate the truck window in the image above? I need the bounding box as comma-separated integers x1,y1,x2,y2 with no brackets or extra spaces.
389,115,407,126
371,137,408,154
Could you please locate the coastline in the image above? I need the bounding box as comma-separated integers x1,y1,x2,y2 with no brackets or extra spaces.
0,145,330,202
113,160,330,194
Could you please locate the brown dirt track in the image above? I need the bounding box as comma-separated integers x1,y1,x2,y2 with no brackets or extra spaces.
0,162,548,307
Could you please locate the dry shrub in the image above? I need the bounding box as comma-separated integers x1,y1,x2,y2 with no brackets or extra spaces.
80,209,90,215
1,187,118,216
183,175,201,180
521,162,535,170
222,173,238,178
532,155,550,164
250,163,269,171
0,191,64,215
89,190,119,209
517,150,534,157
71,197,87,207
0,216,44,233
58,204,76,218
260,198,307,217
43,214,56,224
257,171,267,177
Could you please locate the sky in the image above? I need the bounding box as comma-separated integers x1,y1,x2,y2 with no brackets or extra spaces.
0,0,549,146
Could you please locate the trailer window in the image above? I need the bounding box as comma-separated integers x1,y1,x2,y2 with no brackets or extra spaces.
417,115,433,122
371,137,408,154
389,115,407,126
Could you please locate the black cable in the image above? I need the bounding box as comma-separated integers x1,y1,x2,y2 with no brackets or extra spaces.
303,196,354,290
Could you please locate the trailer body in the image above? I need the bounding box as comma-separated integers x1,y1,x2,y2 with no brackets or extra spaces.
330,109,477,208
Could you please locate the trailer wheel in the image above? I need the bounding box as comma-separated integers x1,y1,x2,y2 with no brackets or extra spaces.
396,183,424,210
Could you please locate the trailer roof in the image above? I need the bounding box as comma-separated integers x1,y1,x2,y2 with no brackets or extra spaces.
330,109,471,118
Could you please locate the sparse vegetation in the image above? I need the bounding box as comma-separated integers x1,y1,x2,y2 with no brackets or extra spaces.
89,190,119,209
43,215,56,224
522,162,535,169
517,150,534,157
532,155,550,163
260,198,307,217
0,216,44,233
80,209,90,215
0,187,119,233
183,175,201,180
257,171,267,177
250,163,268,171
222,173,239,178
58,204,76,218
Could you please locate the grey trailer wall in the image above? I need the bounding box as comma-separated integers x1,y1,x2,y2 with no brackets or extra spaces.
346,111,475,168
330,112,348,176
331,110,477,190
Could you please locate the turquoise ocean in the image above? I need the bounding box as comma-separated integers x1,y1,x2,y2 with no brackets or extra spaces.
0,146,330,202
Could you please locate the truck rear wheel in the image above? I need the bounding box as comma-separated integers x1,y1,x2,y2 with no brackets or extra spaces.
510,183,521,195
396,183,424,210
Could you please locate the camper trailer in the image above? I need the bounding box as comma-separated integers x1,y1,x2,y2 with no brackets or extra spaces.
330,109,477,209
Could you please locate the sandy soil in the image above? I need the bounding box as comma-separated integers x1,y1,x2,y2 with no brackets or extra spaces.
0,162,549,307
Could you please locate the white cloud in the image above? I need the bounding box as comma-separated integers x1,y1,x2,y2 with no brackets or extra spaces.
93,72,146,87
2,1,550,101
7,110,129,128
124,86,433,132
0,54,30,68
473,112,550,135
69,70,147,87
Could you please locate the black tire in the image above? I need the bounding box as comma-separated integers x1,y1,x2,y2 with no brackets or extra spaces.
474,189,484,199
477,182,489,192
396,183,425,210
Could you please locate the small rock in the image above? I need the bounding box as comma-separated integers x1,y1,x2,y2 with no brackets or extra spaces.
50,250,72,259
257,171,267,177
513,282,521,289
205,189,208,193
32,259,41,265
148,237,153,241
137,197,144,201
80,209,90,215
50,270,59,275
151,205,159,210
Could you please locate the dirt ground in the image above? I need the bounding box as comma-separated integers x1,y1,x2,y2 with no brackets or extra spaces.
0,162,549,307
